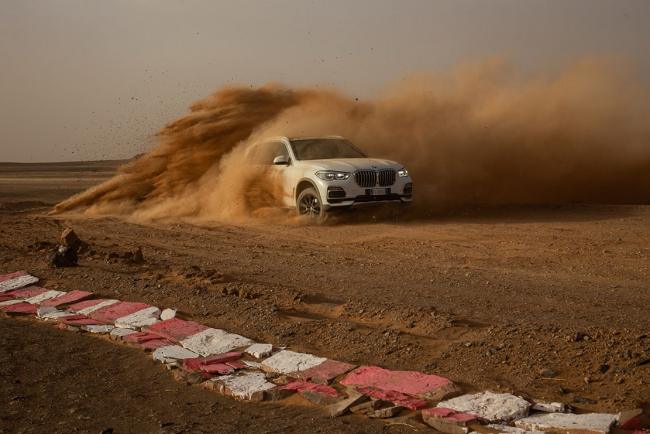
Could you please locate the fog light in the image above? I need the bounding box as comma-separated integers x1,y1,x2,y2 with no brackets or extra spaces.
327,186,346,199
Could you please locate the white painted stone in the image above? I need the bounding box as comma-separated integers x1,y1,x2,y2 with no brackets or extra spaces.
82,324,114,334
243,360,263,369
44,311,74,320
0,299,24,306
114,306,161,329
515,413,617,434
37,306,73,320
0,274,39,292
152,345,198,364
75,299,119,315
212,372,276,401
180,328,253,357
245,343,273,359
437,391,531,423
260,350,327,374
488,424,547,434
109,327,138,338
531,401,566,413
25,290,66,304
36,306,57,317
160,308,176,320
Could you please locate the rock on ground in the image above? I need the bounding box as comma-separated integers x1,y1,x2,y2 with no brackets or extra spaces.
70,299,119,315
160,308,176,321
437,391,531,423
25,290,66,304
341,365,458,400
180,328,253,356
109,327,138,340
514,412,617,434
261,350,327,374
487,424,547,434
152,345,198,364
209,372,276,401
0,273,39,292
114,306,161,329
245,343,273,359
60,227,83,251
82,324,115,334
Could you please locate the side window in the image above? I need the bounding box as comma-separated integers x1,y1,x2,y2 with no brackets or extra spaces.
268,141,289,164
247,141,289,165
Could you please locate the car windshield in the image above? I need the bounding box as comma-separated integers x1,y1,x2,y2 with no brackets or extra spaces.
290,138,367,160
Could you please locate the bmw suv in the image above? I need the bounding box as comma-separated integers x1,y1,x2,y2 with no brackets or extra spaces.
245,136,413,218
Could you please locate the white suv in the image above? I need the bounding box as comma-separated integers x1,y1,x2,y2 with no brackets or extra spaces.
246,136,413,218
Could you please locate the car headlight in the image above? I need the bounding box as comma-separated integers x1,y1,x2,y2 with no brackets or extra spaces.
397,168,409,177
315,170,351,181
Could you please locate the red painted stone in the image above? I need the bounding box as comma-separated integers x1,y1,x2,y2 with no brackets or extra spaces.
183,357,204,372
280,381,339,396
356,386,428,410
341,366,455,399
200,363,234,375
202,352,242,365
64,317,103,326
422,407,480,432
0,271,38,292
123,332,164,344
225,361,246,370
0,302,37,315
293,359,356,384
53,314,88,322
422,407,480,423
89,301,151,323
144,318,209,342
5,286,49,298
41,290,93,307
51,314,89,322
279,380,340,405
621,416,642,430
139,339,171,350
182,352,242,372
0,271,27,283
67,299,108,312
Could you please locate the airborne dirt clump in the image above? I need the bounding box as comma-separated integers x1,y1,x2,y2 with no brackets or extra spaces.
54,58,650,222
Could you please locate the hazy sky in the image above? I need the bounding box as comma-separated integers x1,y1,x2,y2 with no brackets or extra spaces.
2,0,649,162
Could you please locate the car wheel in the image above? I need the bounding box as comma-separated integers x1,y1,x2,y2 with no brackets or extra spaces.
297,187,327,221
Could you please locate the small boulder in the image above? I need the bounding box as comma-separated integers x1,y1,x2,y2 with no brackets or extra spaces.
539,368,558,378
50,245,78,267
131,247,144,264
60,228,86,252
160,308,176,321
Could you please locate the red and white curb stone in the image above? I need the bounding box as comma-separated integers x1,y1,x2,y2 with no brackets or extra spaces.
0,271,646,433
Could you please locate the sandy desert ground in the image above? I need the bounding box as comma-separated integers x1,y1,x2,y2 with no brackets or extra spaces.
0,161,648,433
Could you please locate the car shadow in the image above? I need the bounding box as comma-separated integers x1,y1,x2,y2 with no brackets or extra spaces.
325,203,647,225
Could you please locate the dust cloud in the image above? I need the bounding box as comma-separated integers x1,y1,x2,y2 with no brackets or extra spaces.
54,58,650,222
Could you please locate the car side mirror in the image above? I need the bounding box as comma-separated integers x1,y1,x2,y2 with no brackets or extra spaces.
273,155,290,165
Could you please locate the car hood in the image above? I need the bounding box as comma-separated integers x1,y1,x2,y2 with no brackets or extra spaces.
298,158,402,172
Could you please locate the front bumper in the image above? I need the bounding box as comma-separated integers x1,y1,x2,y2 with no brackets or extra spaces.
314,176,413,209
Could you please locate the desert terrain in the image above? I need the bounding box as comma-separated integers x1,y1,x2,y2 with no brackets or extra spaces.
0,161,648,432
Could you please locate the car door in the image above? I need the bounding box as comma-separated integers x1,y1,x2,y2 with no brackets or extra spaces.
262,141,295,207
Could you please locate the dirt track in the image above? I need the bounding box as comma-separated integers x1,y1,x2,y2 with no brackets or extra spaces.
0,162,649,431
0,317,403,433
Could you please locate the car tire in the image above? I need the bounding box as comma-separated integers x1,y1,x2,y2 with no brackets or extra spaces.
297,187,327,222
